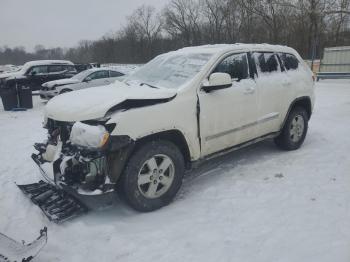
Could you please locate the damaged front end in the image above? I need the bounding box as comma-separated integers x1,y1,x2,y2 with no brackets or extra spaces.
18,118,134,223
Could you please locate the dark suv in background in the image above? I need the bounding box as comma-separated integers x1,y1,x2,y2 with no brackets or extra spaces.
0,60,77,91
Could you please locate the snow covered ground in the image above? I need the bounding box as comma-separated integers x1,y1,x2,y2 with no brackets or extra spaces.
0,80,349,262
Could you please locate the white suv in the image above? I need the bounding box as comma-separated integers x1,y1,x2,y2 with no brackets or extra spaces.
33,44,315,212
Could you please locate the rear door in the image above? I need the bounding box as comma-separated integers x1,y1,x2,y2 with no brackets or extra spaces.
198,52,258,156
252,52,290,136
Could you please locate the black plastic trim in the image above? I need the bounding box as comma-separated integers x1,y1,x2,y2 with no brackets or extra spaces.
201,83,232,93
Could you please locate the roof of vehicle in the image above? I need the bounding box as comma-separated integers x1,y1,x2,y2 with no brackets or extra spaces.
21,60,74,73
174,43,299,56
83,67,122,73
23,60,74,67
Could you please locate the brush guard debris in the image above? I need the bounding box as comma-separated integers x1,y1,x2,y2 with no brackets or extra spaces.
17,181,88,223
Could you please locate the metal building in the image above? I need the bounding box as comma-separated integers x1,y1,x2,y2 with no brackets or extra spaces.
317,46,350,80
320,46,350,72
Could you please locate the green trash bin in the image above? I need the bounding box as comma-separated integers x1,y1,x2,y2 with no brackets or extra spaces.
0,87,18,111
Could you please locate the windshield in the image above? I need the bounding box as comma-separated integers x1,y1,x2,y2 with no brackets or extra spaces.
71,69,94,81
126,52,213,89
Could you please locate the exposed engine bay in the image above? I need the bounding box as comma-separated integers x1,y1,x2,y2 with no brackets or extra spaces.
37,118,132,193
18,118,134,222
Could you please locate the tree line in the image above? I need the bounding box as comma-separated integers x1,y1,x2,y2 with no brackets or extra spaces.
1,0,349,65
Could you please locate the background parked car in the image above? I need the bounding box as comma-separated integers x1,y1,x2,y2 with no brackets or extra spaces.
74,62,101,72
0,60,76,91
0,64,21,73
40,68,125,99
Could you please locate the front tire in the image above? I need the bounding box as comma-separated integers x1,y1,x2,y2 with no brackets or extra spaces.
274,106,308,150
118,140,185,212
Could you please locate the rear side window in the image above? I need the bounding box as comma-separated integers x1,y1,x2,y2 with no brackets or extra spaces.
49,65,63,73
253,52,280,73
88,70,109,80
109,70,124,77
213,53,249,81
280,53,299,70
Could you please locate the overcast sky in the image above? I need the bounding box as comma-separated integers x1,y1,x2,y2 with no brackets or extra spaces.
0,0,167,51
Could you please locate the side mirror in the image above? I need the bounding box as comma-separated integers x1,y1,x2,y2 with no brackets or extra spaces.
31,71,37,76
84,77,91,82
202,72,232,93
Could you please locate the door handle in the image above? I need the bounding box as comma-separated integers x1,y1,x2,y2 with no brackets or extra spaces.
244,87,255,94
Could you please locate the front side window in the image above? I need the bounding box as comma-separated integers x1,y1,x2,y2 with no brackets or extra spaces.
27,65,48,75
280,53,299,70
213,53,249,81
87,70,109,80
253,52,280,73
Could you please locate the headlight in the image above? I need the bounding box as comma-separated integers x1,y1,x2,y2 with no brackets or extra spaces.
70,122,110,149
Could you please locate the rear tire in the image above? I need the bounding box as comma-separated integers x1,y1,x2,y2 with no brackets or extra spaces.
274,106,308,150
118,140,185,212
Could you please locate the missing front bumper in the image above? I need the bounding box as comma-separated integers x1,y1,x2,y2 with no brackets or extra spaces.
17,180,88,223
24,150,116,223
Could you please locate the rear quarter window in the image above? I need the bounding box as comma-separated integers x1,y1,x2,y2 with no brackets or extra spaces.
280,53,299,70
110,70,124,77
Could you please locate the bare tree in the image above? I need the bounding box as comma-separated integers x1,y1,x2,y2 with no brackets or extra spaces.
202,0,229,43
163,0,203,45
131,5,162,42
1,1,350,65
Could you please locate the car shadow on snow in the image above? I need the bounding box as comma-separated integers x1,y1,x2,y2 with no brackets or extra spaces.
79,139,284,224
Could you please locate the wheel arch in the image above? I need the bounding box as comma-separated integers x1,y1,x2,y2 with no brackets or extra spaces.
134,129,192,168
292,96,312,119
281,96,312,130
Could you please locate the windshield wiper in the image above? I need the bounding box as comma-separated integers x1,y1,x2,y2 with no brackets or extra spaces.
140,82,159,89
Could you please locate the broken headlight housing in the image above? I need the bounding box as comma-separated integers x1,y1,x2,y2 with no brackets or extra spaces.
69,122,110,149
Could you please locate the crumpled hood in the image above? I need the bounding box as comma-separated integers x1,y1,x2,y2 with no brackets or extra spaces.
44,78,80,88
45,81,177,121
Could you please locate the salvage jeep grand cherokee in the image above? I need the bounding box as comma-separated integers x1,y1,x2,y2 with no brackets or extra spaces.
22,44,315,220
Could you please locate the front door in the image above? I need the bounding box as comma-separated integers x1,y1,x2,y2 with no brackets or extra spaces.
198,52,258,156
26,65,50,90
